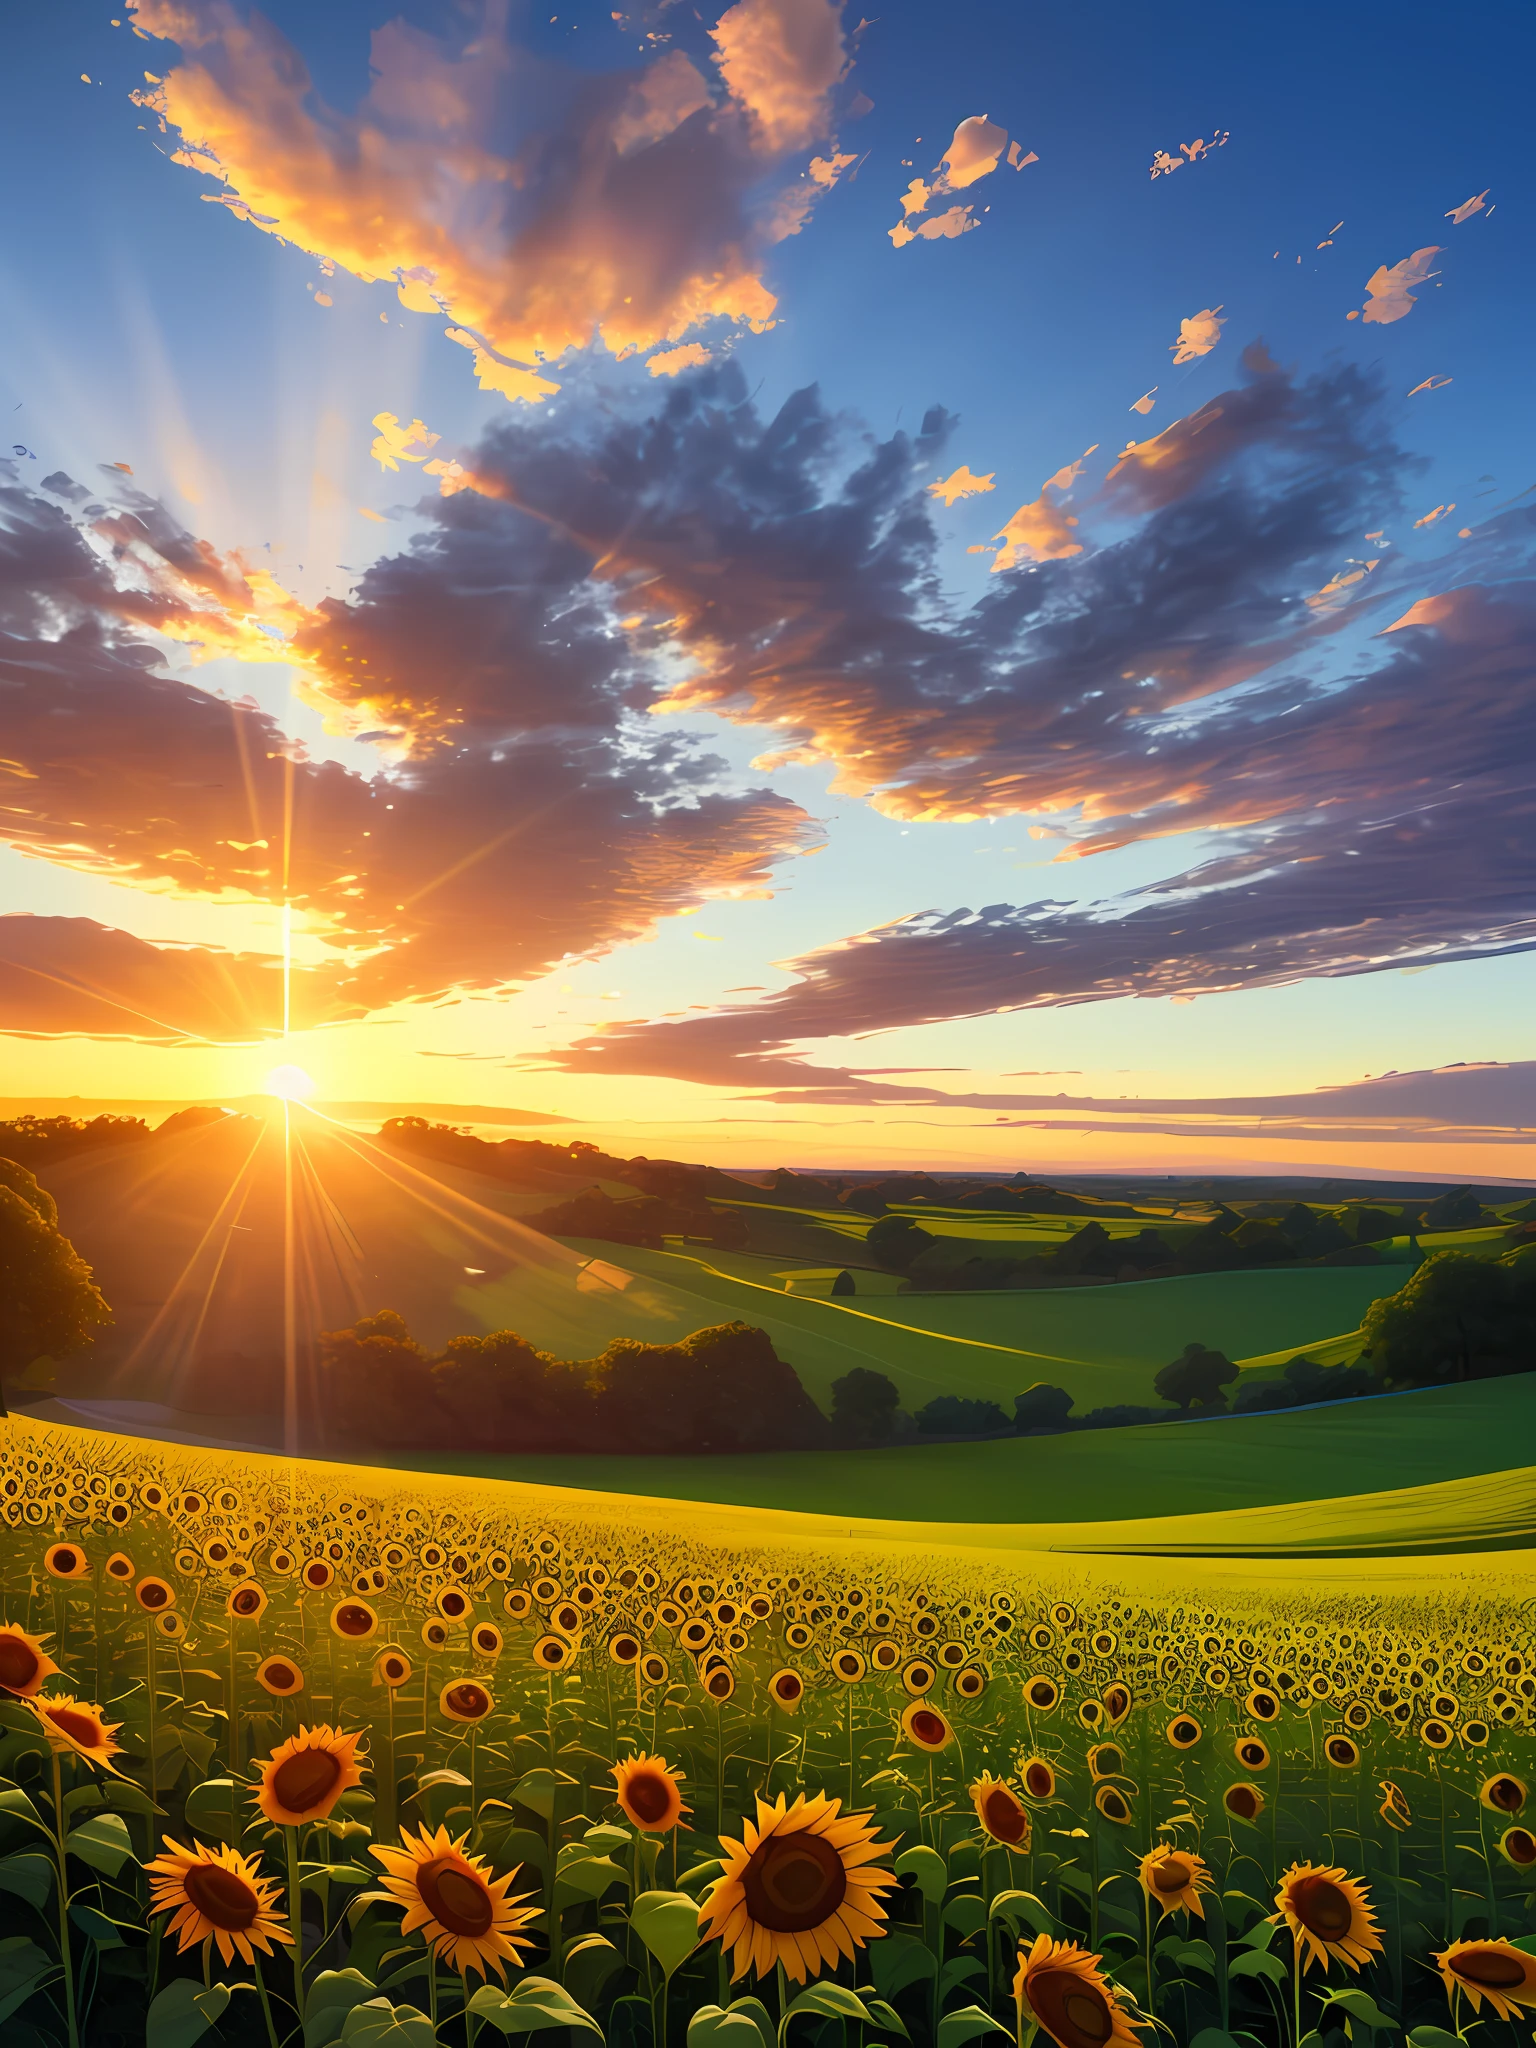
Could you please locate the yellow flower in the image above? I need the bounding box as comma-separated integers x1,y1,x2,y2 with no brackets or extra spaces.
1139,1846,1211,1919
612,1753,689,1833
1378,1782,1411,1832
255,1656,304,1699
901,1700,954,1753
145,1838,293,1966
1434,1940,1536,2021
373,1823,538,1981
1013,1934,1143,2048
1223,1782,1264,1823
28,1695,126,1776
1274,1863,1383,1976
699,1792,898,1984
971,1775,1031,1851
1497,1826,1536,1869
1480,1772,1527,1816
0,1623,59,1699
255,1725,365,1827
1020,1757,1057,1800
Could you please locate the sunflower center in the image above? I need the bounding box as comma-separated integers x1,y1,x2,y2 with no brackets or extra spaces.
0,1638,40,1691
183,1862,261,1932
1291,1875,1353,1940
1024,1763,1052,1798
334,1605,373,1636
1454,1949,1528,1990
418,1857,494,1937
742,1829,847,1933
1150,1857,1189,1895
271,1748,343,1813
264,1662,298,1692
231,1588,262,1617
1027,1969,1113,2048
47,1707,103,1748
910,1710,946,1746
445,1684,490,1720
983,1789,1028,1845
1488,1777,1524,1812
624,1769,674,1825
1226,1787,1260,1819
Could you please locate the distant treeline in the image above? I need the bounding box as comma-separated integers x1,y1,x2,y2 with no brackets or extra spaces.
317,1311,829,1455
0,1106,238,1168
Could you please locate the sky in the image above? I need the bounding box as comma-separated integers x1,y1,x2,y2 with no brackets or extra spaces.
1,0,1533,1176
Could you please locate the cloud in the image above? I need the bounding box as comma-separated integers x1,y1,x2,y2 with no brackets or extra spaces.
1353,246,1441,325
0,456,814,1026
124,0,838,380
370,414,441,473
929,465,995,507
1446,190,1490,224
1170,306,1225,364
990,491,1082,570
709,0,847,154
1407,375,1452,398
887,113,1024,248
935,114,1009,190
1148,131,1229,180
1130,388,1158,415
890,205,975,249
647,343,713,378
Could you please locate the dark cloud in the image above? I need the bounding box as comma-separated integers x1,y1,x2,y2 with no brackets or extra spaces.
0,462,813,1027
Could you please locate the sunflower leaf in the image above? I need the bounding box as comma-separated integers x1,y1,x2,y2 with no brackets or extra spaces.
936,2004,1010,2048
1228,1950,1288,1984
864,1999,911,2043
631,1890,700,1978
990,1889,1055,1935
690,2006,775,2048
895,1844,948,1902
871,1932,937,1999
1316,1989,1397,2032
305,1970,380,2048
182,1778,243,1845
510,1770,578,1820
64,1810,133,1877
942,1893,988,1938
554,1852,627,1906
0,1851,52,1908
146,1979,233,2048
1407,2033,1463,2048
562,1934,625,2010
339,1999,440,2047
782,1983,872,2039
467,1974,604,2036
0,1936,55,2021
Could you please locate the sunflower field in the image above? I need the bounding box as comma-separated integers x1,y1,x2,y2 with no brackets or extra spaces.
2,1416,1536,2048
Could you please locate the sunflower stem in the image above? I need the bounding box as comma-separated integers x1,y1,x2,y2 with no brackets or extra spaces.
284,1824,306,2025
229,1616,242,1776
1291,1927,1302,2048
253,1954,281,2048
50,1749,80,2048
464,1968,478,2045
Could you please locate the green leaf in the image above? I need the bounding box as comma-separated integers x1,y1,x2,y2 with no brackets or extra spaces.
989,1889,1055,1936
631,1891,700,1979
871,1931,937,2000
510,1769,577,1821
1316,1989,1397,2033
0,1937,55,2024
466,1974,604,2037
184,1777,244,1844
101,1778,164,1820
895,1844,948,1904
479,1823,550,1875
65,1810,134,1877
340,2000,441,2048
69,1902,125,1949
943,1894,988,1939
938,1959,985,2007
306,1970,384,2048
562,1934,625,2011
1407,2031,1463,2048
1189,2033,1247,2048
691,2007,775,2048
554,1848,627,1905
62,1783,103,1820
937,2007,1010,2048
781,1983,873,2042
678,1860,724,1895
1174,1942,1216,1976
1228,1950,1287,1985
1236,1919,1278,1951
864,2000,911,2043
0,1788,48,1840
146,1979,233,2048
0,1853,53,1909
583,1824,631,1856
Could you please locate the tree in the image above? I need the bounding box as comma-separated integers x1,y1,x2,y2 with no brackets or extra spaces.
318,1309,437,1445
1154,1342,1239,1411
914,1394,1011,1436
865,1214,936,1272
1014,1383,1075,1433
0,1159,111,1415
831,1367,901,1444
1362,1251,1536,1386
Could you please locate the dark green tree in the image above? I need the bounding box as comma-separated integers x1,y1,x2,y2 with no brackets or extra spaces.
318,1308,436,1445
1362,1251,1536,1386
914,1393,1011,1435
0,1159,111,1415
831,1367,901,1443
865,1214,936,1272
1014,1383,1075,1433
1153,1341,1239,1411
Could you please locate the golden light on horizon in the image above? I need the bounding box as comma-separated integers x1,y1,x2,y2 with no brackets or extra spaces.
264,1063,316,1102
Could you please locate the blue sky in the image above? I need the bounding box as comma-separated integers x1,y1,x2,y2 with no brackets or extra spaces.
1,0,1532,1172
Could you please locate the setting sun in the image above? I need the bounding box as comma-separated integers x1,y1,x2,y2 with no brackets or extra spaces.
264,1064,316,1102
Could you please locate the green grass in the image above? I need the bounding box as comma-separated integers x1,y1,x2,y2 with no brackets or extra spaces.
360,1374,1536,1551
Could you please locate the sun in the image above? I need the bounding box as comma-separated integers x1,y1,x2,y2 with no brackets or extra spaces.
264,1064,316,1101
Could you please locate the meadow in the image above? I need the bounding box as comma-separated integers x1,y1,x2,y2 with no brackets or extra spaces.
3,1410,1536,2048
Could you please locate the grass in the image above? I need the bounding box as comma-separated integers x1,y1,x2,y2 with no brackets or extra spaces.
355,1374,1536,1545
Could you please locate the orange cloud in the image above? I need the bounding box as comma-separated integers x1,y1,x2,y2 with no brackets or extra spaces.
709,0,847,154
991,491,1082,571
1170,306,1225,364
887,113,1025,248
889,204,975,249
370,414,441,472
126,0,818,379
936,114,1009,190
1354,246,1440,325
647,343,712,378
1446,190,1490,224
929,465,995,507
1148,131,1230,179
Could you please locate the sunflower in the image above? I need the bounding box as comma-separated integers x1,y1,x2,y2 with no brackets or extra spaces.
440,1680,494,1724
1378,1782,1411,1833
28,1695,126,1775
613,1753,690,1833
331,1599,379,1641
255,1725,365,1827
0,1623,59,1698
373,1824,538,1981
1013,1934,1143,2048
768,1669,805,1711
1323,1735,1360,1769
1223,1782,1264,1824
900,1700,953,1753
1138,1846,1210,1919
1234,1737,1271,1772
1087,1744,1124,1781
1274,1863,1383,1975
972,1776,1031,1851
226,1583,267,1622
376,1649,412,1688
145,1838,294,1966
1481,1772,1527,1815
1094,1783,1133,1826
43,1542,90,1580
255,1656,304,1699
700,1792,898,1984
1498,1826,1536,1868
1020,1757,1056,1801
1166,1714,1201,1750
1434,1941,1536,2021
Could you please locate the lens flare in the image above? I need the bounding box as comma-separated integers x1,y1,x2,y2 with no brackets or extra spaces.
265,1064,316,1101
